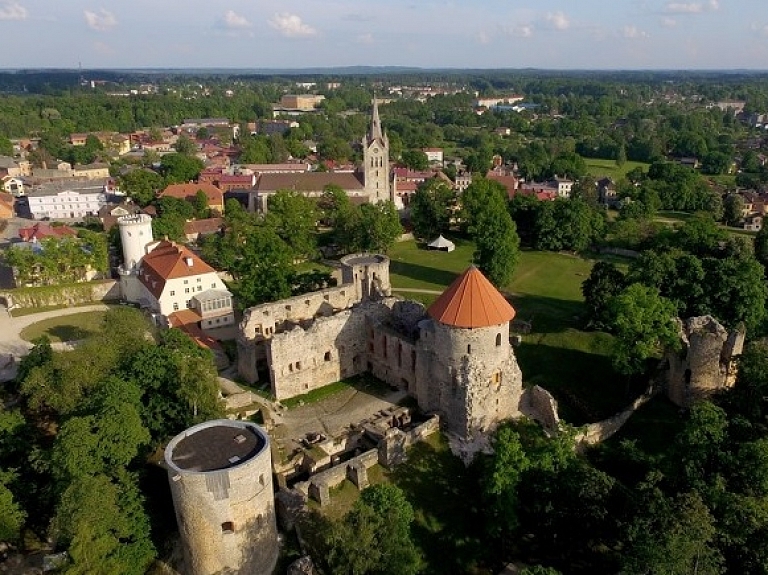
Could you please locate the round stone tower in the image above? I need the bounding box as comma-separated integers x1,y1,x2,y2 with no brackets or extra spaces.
164,420,279,575
340,253,391,301
117,213,153,272
417,266,523,437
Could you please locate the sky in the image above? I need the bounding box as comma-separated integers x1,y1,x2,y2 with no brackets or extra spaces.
2,0,768,70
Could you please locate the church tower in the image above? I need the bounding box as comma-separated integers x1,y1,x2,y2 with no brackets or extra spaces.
362,97,391,203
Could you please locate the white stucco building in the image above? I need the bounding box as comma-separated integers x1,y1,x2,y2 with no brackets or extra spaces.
27,182,109,220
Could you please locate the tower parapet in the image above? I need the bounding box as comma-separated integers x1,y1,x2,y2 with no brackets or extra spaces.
117,213,153,273
164,420,279,575
340,253,391,300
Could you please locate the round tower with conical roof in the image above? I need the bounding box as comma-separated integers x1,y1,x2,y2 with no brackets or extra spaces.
415,266,524,438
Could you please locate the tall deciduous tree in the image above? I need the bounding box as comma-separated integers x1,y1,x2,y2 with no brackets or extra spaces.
582,262,626,330
463,178,520,287
409,178,454,240
607,283,679,375
266,190,318,260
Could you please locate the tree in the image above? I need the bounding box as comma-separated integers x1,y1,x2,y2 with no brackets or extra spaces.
722,194,745,227
754,225,768,271
623,488,724,575
173,134,197,155
266,190,318,259
0,472,25,543
463,178,520,286
582,262,626,330
229,226,294,308
606,283,679,375
401,149,429,171
192,189,210,219
119,169,163,206
355,201,403,253
615,144,627,167
159,153,204,183
319,484,422,575
409,178,454,240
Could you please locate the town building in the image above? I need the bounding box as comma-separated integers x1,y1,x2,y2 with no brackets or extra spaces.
160,183,225,214
117,214,234,331
26,181,110,220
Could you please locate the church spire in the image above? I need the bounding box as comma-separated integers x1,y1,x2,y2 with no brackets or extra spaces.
370,95,383,142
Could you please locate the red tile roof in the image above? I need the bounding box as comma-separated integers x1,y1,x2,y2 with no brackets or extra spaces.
427,266,516,328
184,217,223,236
160,183,224,207
139,241,216,298
19,223,77,242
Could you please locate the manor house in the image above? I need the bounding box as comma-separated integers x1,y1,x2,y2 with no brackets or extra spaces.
237,254,525,439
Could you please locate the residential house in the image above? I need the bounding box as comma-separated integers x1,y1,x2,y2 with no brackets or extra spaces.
423,148,444,165
136,240,233,321
597,177,619,206
98,201,141,231
184,217,224,242
0,156,32,177
160,183,225,214
18,222,78,242
73,163,110,179
2,176,25,197
744,214,763,232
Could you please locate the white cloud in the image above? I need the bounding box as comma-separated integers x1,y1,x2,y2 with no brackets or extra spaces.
545,11,570,30
0,1,27,21
664,1,718,13
623,25,649,39
476,30,490,44
356,33,374,44
502,23,534,38
84,8,117,31
268,13,317,38
661,16,677,27
222,10,251,29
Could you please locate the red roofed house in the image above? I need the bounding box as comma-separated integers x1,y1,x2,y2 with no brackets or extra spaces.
160,183,225,214
135,240,233,325
19,223,78,242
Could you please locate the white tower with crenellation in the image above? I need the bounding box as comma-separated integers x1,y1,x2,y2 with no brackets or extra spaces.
117,214,154,305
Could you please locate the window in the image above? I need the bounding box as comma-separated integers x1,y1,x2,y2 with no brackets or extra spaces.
197,278,201,283
324,351,331,361
467,344,472,354
173,302,179,311
186,300,192,308
183,279,189,284
496,333,502,346
221,521,234,534
185,288,190,293
296,361,302,370
323,294,329,301
170,290,175,296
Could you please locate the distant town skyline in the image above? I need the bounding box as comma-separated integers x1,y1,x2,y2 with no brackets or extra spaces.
2,0,768,70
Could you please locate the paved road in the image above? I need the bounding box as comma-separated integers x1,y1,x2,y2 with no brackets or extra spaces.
0,303,110,357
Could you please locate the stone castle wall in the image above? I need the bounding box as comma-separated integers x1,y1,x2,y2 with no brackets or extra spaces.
1,279,120,309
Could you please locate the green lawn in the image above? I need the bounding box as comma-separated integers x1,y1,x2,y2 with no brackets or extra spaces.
585,158,649,180
20,310,108,342
388,241,638,424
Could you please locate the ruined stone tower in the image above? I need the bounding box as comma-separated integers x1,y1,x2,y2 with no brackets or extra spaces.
415,266,524,438
340,253,391,300
164,420,279,575
663,315,746,407
362,97,391,203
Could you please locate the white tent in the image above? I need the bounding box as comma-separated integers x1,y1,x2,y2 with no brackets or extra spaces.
427,235,455,252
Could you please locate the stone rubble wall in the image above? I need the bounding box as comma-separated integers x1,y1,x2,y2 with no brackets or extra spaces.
0,279,120,309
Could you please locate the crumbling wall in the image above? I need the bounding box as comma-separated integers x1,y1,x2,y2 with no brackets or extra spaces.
268,310,367,400
522,385,561,431
664,316,746,407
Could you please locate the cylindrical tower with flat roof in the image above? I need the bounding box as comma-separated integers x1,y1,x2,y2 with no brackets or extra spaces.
340,253,391,301
164,420,278,575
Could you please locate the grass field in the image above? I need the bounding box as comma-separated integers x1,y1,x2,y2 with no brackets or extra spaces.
20,310,108,342
585,158,649,180
388,240,641,424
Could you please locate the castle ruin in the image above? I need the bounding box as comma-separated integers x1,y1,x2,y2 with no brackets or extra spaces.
237,254,525,441
663,315,746,408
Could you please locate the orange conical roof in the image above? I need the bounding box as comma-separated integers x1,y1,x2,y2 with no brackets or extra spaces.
427,266,516,328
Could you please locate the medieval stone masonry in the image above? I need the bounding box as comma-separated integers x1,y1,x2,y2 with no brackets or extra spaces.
237,254,525,440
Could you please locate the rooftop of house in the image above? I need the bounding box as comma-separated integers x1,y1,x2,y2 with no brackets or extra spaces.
139,241,216,298
19,223,78,242
427,266,516,329
256,171,364,193
160,182,224,205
